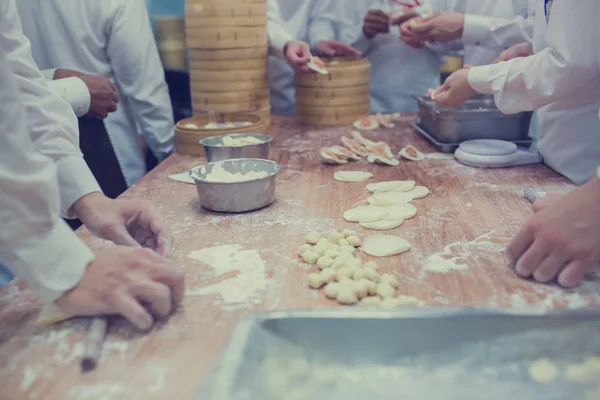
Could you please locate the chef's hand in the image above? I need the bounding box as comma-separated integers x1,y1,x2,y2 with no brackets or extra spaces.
315,40,362,57
79,75,119,119
507,178,600,287
410,12,465,43
429,68,476,108
284,40,312,73
363,10,390,39
390,8,419,26
532,193,562,213
55,246,185,330
71,192,173,257
399,17,427,48
493,41,534,64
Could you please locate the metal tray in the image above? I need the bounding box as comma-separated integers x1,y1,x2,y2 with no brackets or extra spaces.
415,94,533,143
412,123,533,154
192,309,600,400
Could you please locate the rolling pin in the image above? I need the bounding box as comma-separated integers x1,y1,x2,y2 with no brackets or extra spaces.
81,317,108,372
523,189,546,204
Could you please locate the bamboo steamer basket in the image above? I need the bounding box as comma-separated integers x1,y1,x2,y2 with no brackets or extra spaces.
155,16,185,41
189,57,266,71
191,106,270,123
186,26,267,49
192,89,270,112
188,46,268,61
175,112,268,157
295,57,371,126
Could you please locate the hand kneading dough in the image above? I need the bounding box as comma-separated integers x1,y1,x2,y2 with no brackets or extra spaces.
362,235,411,257
343,206,388,222
333,171,373,182
366,180,415,193
360,218,404,231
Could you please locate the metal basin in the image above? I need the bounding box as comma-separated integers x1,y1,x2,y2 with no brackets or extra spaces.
190,158,281,213
199,134,272,163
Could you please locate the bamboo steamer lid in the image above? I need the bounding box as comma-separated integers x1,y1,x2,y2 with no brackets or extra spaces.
175,112,268,156
295,56,370,89
188,46,268,61
296,85,370,107
189,57,266,71
186,26,267,49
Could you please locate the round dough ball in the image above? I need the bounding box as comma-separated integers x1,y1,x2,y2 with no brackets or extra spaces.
312,246,325,257
338,238,349,247
347,257,363,270
528,358,558,384
338,277,354,287
362,261,378,270
297,244,312,255
362,235,411,257
354,279,371,299
376,283,396,298
328,231,343,244
331,257,350,270
380,273,399,288
336,285,358,305
324,282,340,299
340,245,356,254
365,280,378,296
363,267,380,283
320,268,337,283
308,273,325,289
336,266,357,281
359,296,382,307
301,251,319,264
346,235,362,247
342,229,357,238
316,256,334,270
353,268,367,281
306,231,321,245
325,248,340,259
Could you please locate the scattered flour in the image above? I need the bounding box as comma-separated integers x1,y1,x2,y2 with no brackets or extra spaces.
20,366,39,391
186,245,271,307
66,383,126,400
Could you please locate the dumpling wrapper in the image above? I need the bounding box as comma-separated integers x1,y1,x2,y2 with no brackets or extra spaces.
375,203,418,220
366,180,416,193
367,153,400,166
321,147,348,165
399,145,425,161
360,218,404,231
362,234,411,257
372,191,415,204
353,117,379,131
330,145,361,160
376,113,395,128
307,56,328,74
168,169,198,184
405,186,430,199
343,206,388,222
351,130,376,147
341,136,369,157
334,171,374,182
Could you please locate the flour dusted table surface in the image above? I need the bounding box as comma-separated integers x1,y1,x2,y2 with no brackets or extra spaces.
1,116,598,399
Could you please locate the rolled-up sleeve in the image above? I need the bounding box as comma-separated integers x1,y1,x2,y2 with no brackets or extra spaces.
0,46,94,304
467,0,598,114
105,0,175,162
267,0,294,59
1,0,100,218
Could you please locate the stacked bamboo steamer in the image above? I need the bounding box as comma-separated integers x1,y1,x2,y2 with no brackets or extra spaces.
155,16,186,69
185,0,271,124
295,57,371,126
175,113,268,157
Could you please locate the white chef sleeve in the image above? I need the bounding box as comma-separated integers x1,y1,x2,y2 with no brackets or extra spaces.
105,0,175,162
0,0,101,218
467,0,598,114
0,47,94,304
47,77,91,117
267,0,294,59
461,11,534,51
307,0,338,47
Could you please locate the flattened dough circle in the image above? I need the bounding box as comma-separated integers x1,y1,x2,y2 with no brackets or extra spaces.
359,218,404,231
334,171,374,182
362,235,411,257
366,180,416,193
405,186,430,199
343,206,388,222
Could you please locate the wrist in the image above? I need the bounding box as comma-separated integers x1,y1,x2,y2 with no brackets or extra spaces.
54,69,86,80
70,192,109,221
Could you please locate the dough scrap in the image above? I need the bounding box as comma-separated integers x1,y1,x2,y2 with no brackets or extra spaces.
168,171,195,184
330,145,361,161
366,180,416,193
336,285,358,304
360,218,405,231
426,152,455,160
353,116,379,131
399,145,425,161
380,273,399,288
362,261,378,270
320,268,337,283
316,256,334,270
308,273,325,289
395,295,421,306
328,231,344,244
363,267,380,283
346,235,362,247
528,358,558,384
372,191,415,204
376,283,396,298
300,251,319,264
298,244,312,255
343,206,388,223
362,235,411,257
333,171,373,182
404,186,430,199
306,231,321,245
324,282,341,299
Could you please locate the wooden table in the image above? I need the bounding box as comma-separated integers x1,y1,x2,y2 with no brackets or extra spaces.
1,116,598,400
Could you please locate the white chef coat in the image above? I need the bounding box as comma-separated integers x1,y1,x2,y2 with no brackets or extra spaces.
17,0,176,187
1,0,100,218
468,0,600,185
267,0,295,60
429,0,536,66
310,0,444,113
268,0,315,115
0,45,94,303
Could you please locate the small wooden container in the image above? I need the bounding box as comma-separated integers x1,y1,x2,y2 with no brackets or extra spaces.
175,112,268,157
295,57,371,126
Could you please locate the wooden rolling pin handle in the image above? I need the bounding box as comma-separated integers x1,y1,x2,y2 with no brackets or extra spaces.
81,317,108,372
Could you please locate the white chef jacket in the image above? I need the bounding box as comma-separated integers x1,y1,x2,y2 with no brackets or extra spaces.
267,0,295,60
17,0,176,187
268,0,315,115
0,46,94,303
309,0,444,113
1,0,100,218
429,0,536,66
468,0,600,185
